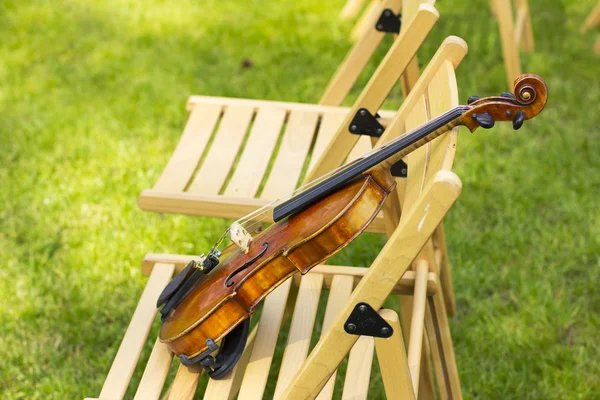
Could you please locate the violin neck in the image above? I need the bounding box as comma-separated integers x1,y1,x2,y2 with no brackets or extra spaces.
374,110,465,170
272,106,469,222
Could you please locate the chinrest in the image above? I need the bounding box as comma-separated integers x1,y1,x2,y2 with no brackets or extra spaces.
156,261,196,308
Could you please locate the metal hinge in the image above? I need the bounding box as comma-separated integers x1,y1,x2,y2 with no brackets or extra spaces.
391,159,408,178
348,108,385,137
344,302,393,338
375,9,401,34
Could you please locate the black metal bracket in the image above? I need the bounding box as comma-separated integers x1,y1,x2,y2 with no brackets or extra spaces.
390,159,408,178
349,108,385,137
375,9,401,34
344,302,393,338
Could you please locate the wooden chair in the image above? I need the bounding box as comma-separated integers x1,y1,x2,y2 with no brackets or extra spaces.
489,0,535,87
87,35,468,400
343,0,434,95
349,0,535,88
581,2,600,55
138,3,456,316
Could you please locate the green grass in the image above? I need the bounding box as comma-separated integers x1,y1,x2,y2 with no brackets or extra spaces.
1,0,599,398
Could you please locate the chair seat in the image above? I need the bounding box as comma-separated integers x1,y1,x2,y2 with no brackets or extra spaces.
88,254,440,400
139,96,395,233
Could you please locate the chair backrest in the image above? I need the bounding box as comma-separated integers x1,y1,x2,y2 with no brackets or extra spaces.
320,0,436,106
140,2,440,221
362,35,466,242
305,2,439,182
386,36,465,213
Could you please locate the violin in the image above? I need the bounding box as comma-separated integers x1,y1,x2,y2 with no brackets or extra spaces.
156,74,548,378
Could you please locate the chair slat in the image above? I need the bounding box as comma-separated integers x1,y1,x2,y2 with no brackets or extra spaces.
237,280,293,400
133,339,173,400
490,0,522,87
315,275,355,400
341,336,375,400
427,60,459,174
260,110,320,200
374,36,467,147
187,96,394,119
203,326,259,400
99,264,175,400
188,105,255,194
308,112,347,174
400,94,430,214
375,310,416,400
273,274,324,399
168,363,203,400
224,107,287,197
153,105,222,192
322,0,403,106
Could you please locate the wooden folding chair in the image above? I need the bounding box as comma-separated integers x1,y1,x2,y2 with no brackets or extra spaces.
581,2,600,55
489,0,535,87
138,3,456,315
88,35,467,400
138,3,439,238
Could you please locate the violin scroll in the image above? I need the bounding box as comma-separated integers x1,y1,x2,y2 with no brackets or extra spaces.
461,74,548,132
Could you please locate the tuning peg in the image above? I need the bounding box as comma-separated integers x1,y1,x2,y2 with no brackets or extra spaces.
501,91,516,99
512,110,525,130
467,95,480,104
473,112,495,129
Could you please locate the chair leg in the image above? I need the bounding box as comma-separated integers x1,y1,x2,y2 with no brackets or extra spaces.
433,225,456,316
418,339,437,400
397,293,435,399
581,3,600,33
401,56,421,96
514,0,535,51
425,293,462,400
490,0,522,88
350,0,383,41
407,260,429,394
375,310,416,400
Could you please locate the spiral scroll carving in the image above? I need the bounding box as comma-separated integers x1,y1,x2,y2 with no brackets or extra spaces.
513,74,548,109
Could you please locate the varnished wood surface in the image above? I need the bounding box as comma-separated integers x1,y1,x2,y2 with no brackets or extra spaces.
461,74,548,131
160,168,394,358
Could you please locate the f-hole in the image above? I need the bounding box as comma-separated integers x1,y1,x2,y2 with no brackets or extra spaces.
225,242,269,288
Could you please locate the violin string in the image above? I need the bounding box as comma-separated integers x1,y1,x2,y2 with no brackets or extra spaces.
204,106,469,272
236,105,468,228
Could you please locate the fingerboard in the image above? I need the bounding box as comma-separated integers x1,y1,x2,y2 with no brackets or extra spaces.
273,106,468,222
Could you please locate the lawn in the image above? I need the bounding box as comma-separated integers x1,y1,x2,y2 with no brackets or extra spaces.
1,0,599,398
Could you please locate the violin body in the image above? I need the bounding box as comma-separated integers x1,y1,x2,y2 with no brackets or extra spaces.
159,167,396,359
